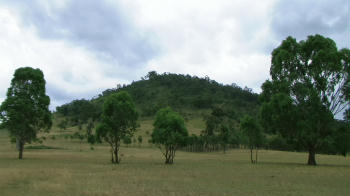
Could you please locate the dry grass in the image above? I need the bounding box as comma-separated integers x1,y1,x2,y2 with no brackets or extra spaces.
0,130,350,196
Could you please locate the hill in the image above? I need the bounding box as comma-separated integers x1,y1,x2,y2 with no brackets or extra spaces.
55,71,260,125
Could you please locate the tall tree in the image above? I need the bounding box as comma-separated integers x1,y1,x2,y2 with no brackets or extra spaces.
0,67,52,159
240,115,264,164
151,107,188,164
260,35,350,165
95,91,138,164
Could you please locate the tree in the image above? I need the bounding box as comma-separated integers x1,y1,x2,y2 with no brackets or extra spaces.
0,67,52,159
58,119,68,131
240,115,264,164
260,35,350,165
151,107,188,164
95,91,138,164
137,135,143,147
123,136,132,147
202,107,236,153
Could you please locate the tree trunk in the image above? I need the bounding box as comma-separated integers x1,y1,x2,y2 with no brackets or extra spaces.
307,147,317,165
18,141,24,159
255,147,258,164
114,148,120,164
110,144,115,163
165,148,170,164
171,147,175,164
250,148,253,164
165,146,175,164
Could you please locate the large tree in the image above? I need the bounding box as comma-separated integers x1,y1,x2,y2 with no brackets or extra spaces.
151,107,188,164
95,91,138,164
260,35,350,165
0,67,52,159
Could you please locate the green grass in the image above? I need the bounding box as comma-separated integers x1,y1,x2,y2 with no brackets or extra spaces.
1,129,350,196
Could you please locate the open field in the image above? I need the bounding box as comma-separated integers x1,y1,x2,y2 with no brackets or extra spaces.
1,130,350,196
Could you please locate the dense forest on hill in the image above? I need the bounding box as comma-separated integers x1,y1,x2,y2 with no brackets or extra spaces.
55,71,260,125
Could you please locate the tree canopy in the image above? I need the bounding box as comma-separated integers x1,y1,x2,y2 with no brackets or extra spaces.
151,107,188,164
95,91,138,164
0,67,52,159
260,34,350,165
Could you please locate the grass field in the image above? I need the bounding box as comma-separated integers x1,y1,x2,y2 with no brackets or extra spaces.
1,129,350,196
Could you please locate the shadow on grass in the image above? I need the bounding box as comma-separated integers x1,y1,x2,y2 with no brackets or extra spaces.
25,145,65,150
259,161,350,168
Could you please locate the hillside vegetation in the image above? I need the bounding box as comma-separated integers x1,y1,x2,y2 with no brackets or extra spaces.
55,71,259,125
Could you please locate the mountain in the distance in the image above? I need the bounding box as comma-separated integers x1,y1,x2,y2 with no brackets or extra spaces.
55,71,260,124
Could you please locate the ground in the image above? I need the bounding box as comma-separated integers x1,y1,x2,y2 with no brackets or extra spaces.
0,127,350,196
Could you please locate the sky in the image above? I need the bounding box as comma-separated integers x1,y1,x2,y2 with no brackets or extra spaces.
0,0,350,110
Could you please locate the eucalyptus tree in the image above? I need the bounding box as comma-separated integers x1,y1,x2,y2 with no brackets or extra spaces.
151,107,188,164
260,35,350,165
95,91,138,164
0,67,52,159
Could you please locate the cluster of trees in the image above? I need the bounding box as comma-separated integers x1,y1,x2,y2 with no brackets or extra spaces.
1,34,350,166
182,107,239,153
167,35,350,166
181,108,264,164
93,91,189,164
56,99,102,127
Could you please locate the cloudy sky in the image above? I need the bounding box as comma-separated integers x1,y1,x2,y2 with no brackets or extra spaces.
0,0,349,109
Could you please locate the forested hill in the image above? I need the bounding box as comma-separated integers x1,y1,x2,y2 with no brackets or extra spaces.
55,71,259,123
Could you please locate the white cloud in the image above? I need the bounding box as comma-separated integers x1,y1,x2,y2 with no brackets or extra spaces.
0,8,128,109
2,0,348,109
119,0,277,92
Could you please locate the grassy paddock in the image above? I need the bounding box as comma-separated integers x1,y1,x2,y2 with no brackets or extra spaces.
0,130,350,196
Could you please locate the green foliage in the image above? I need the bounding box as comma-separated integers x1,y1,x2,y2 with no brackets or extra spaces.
86,120,95,144
58,72,259,122
333,123,350,157
56,99,101,126
0,67,52,159
260,34,350,165
58,119,68,130
151,107,188,164
137,135,143,146
201,107,238,153
240,115,264,163
123,136,132,147
95,91,138,163
127,72,259,116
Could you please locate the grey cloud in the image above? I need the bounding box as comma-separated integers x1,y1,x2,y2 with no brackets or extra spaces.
271,0,350,48
5,0,157,67
46,82,101,110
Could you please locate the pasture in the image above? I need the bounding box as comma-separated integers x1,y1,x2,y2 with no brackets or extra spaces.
0,130,350,196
